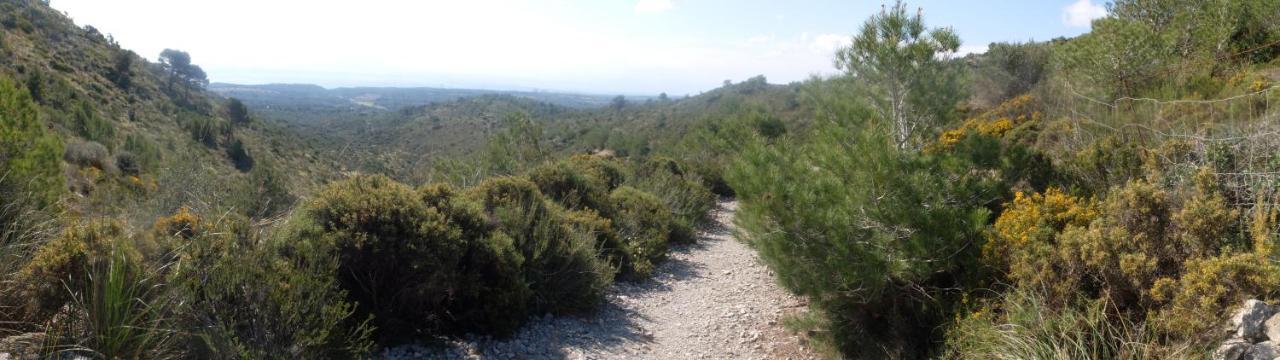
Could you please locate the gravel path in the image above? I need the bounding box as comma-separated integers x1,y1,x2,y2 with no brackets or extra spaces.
385,200,816,360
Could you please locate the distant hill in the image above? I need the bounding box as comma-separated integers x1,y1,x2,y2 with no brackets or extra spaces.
209,82,642,112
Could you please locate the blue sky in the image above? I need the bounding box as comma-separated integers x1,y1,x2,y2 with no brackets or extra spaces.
50,0,1107,95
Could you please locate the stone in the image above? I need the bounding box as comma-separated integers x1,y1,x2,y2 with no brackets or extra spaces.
1233,300,1276,342
1214,339,1252,360
1267,314,1280,343
1248,341,1280,360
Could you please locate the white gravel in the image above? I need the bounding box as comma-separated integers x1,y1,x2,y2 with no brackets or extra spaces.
384,200,816,360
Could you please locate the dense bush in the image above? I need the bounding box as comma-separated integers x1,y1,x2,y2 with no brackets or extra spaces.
63,138,111,170
528,160,612,214
633,157,715,244
165,211,374,358
608,186,674,280
466,176,613,314
729,113,999,357
297,175,529,338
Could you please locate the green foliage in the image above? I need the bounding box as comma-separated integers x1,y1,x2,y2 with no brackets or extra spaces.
528,160,612,214
299,175,529,338
632,157,714,244
168,212,374,358
608,186,673,280
181,112,231,147
242,160,294,218
1060,0,1280,98
226,137,253,171
729,110,996,357
122,134,160,173
466,176,613,314
227,98,250,125
971,41,1051,106
107,50,133,90
0,76,63,207
485,112,547,175
835,0,965,149
76,243,177,359
72,100,114,145
945,289,1179,359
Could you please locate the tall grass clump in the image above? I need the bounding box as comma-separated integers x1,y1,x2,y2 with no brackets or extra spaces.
74,244,177,359
945,290,1182,360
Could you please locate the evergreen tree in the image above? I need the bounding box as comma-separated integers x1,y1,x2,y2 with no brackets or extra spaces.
835,1,964,149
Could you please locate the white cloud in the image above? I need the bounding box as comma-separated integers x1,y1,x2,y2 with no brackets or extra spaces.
634,0,672,14
810,33,848,53
1062,0,1107,28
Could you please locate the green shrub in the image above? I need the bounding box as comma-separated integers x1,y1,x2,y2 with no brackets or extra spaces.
168,213,374,358
226,138,253,171
242,160,294,218
608,186,673,280
122,134,160,173
299,175,528,338
114,151,141,176
562,209,633,276
565,154,625,190
632,157,714,244
0,76,64,207
72,100,114,145
528,160,611,213
728,118,994,358
467,176,613,314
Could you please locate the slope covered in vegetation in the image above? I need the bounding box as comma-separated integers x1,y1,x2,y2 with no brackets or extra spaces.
0,0,720,357
723,0,1280,358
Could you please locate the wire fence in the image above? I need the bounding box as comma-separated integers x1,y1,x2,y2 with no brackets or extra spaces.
1064,83,1280,207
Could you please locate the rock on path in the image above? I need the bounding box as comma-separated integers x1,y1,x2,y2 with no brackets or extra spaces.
385,200,816,360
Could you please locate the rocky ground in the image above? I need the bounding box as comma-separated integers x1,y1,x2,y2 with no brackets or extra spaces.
384,200,817,360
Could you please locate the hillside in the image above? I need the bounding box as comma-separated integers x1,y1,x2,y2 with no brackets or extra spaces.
0,0,340,222
0,1,729,358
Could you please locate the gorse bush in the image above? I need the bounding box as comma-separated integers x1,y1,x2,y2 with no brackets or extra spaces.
985,187,1099,303
16,219,140,324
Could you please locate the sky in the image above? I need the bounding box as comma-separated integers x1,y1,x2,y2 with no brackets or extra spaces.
49,0,1109,96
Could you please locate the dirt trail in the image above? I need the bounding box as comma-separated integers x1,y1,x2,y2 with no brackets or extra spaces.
386,200,816,360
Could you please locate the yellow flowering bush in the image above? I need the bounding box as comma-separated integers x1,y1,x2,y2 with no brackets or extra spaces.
986,188,1098,300
931,94,1042,151
153,206,202,239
